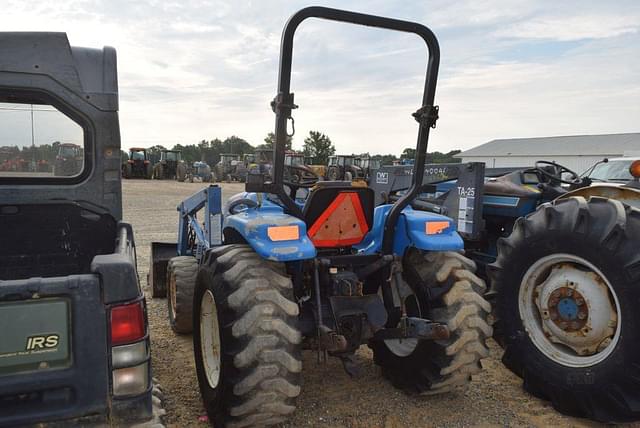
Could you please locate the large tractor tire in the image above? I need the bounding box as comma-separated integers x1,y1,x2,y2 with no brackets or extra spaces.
145,163,153,179
371,250,491,394
167,256,198,334
153,163,163,179
488,196,640,423
124,163,132,179
177,162,187,182
193,245,302,427
327,166,340,181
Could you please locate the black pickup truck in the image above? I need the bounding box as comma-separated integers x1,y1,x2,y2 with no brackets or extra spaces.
0,33,162,426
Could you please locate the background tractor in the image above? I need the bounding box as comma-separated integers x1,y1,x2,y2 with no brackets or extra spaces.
229,153,255,182
53,143,83,176
154,149,186,181
122,147,153,179
214,153,240,182
326,154,363,181
354,156,380,181
190,161,213,183
150,7,491,427
284,151,319,184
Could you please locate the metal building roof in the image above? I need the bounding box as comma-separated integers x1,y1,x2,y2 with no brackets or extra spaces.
456,133,640,157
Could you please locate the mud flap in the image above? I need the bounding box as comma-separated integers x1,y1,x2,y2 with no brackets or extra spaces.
149,242,176,298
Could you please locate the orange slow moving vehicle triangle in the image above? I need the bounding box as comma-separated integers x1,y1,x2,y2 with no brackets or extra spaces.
307,192,369,247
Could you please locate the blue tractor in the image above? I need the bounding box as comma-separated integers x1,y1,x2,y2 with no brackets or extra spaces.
150,7,491,427
370,158,640,423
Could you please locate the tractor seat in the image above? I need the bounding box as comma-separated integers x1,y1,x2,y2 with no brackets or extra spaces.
483,173,540,197
302,182,374,248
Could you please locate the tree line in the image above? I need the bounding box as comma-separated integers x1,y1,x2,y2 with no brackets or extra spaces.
122,130,461,166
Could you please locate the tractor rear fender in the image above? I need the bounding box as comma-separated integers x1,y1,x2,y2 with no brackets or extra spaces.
223,195,316,262
558,184,640,209
355,204,464,255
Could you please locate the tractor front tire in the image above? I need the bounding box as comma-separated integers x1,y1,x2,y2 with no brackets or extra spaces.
193,245,302,428
167,256,198,334
372,250,491,394
488,196,640,423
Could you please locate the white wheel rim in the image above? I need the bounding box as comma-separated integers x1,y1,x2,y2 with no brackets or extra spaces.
200,290,222,388
519,253,621,368
384,294,420,357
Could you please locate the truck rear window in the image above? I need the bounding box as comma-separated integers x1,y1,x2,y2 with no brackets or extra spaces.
0,97,85,179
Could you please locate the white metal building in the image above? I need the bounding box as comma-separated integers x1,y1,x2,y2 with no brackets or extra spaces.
455,133,640,174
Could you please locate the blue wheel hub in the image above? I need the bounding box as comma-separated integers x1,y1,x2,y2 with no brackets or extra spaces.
547,287,588,332
557,298,578,320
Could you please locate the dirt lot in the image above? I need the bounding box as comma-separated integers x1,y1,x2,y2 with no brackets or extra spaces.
123,179,618,428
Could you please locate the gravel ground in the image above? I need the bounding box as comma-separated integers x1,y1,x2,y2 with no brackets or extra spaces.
123,179,635,428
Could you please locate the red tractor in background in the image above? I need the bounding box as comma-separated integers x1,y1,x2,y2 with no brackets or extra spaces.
123,147,153,179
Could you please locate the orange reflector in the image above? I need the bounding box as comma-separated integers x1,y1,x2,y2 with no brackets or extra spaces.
630,160,640,178
307,192,369,247
267,225,299,241
426,221,449,235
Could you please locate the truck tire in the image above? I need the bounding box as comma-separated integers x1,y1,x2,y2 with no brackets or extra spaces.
488,196,640,422
193,245,302,427
167,256,198,334
371,250,491,394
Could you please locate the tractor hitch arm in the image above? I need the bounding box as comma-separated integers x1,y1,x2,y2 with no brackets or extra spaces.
374,317,450,341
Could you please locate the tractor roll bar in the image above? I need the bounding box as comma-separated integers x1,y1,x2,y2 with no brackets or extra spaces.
270,6,440,254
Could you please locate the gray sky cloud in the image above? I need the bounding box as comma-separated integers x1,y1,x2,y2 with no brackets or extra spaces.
1,0,638,155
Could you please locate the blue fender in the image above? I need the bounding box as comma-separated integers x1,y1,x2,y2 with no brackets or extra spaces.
355,204,463,255
223,194,317,262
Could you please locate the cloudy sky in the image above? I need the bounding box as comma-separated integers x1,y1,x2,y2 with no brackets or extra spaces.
1,0,638,155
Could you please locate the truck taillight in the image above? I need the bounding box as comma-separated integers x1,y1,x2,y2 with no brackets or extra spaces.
110,300,150,397
110,301,145,345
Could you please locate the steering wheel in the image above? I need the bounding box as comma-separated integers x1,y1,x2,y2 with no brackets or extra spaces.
535,161,583,185
283,165,319,200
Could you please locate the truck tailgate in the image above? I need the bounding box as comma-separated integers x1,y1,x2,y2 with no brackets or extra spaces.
0,274,109,426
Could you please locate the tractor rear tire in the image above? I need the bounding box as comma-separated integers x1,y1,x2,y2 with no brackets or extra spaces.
371,250,491,395
488,196,640,423
177,162,187,182
153,163,163,179
124,163,132,179
193,245,302,428
167,256,198,334
327,166,340,181
145,163,153,179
